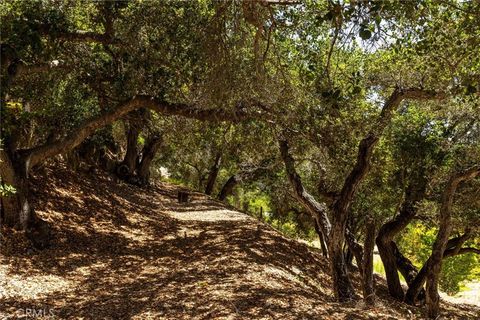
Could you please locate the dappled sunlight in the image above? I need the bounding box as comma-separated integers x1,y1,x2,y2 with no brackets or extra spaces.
1,164,479,319
168,209,250,222
0,265,73,300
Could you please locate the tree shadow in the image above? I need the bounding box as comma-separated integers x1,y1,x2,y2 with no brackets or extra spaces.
1,163,479,319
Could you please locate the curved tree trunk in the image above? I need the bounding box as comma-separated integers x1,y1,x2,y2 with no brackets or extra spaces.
205,153,221,195
327,133,380,302
376,239,404,299
0,150,32,229
218,175,239,201
324,89,415,300
279,139,356,299
137,135,163,185
376,173,428,300
20,95,257,174
279,139,355,301
278,88,444,302
405,244,480,305
119,121,141,177
0,149,51,249
405,232,471,304
425,167,479,319
328,233,356,301
390,241,426,304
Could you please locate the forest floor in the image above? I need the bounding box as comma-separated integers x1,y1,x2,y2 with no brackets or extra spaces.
1,162,479,319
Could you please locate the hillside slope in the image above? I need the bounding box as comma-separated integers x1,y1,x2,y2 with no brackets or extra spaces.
1,163,479,319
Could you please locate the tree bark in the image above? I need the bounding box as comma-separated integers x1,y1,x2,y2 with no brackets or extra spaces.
279,140,331,238
281,91,395,301
326,88,418,301
205,153,221,195
136,134,163,185
278,88,445,302
119,122,141,177
389,241,426,304
326,133,380,302
405,232,471,304
345,228,364,274
376,173,428,300
0,150,32,230
425,166,480,319
313,219,328,257
362,220,376,306
279,139,357,300
218,175,239,201
1,149,53,249
280,138,354,301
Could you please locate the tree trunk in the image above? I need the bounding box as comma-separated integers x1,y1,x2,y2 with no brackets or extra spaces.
0,150,32,229
376,238,404,300
1,150,52,249
376,175,428,301
362,220,376,306
390,241,426,305
328,230,356,301
119,122,140,177
346,228,364,274
279,139,355,301
218,175,239,201
313,220,328,257
277,88,445,302
426,236,450,319
405,232,471,304
136,134,163,185
392,241,419,285
327,132,384,302
425,166,479,319
205,153,221,195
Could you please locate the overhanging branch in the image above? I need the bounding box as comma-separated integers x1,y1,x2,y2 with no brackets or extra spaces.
37,23,120,45
20,96,263,170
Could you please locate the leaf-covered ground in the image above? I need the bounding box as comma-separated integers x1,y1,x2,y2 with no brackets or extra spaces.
1,163,479,319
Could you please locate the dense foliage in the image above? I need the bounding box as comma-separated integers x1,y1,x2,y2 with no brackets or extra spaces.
1,1,479,318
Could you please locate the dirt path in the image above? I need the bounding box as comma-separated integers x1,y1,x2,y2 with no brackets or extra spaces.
1,165,479,319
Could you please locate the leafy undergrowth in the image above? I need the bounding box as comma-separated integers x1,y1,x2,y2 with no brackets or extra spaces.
1,162,479,319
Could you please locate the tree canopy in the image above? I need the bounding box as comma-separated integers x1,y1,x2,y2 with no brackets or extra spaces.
1,1,479,318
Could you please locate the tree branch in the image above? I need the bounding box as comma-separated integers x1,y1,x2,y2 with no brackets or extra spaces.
13,60,67,78
440,165,480,220
278,139,331,239
37,24,120,45
19,96,262,171
444,247,480,257
334,87,447,224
